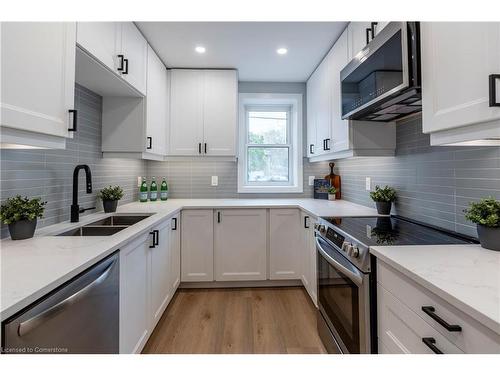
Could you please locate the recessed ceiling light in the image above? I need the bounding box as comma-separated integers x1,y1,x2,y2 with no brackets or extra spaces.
276,48,288,55
195,46,206,54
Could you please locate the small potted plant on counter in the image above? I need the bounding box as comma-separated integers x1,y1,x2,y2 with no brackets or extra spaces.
464,197,500,251
328,187,338,201
370,185,397,215
0,195,46,240
98,185,124,213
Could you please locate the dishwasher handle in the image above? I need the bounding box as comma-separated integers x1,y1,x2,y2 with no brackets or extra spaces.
17,257,118,337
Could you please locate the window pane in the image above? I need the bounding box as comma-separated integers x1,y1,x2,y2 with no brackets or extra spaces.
248,111,287,144
247,147,289,182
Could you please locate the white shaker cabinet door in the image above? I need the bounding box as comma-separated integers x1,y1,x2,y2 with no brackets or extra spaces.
421,22,500,133
169,69,204,155
149,219,172,328
145,45,168,156
269,209,302,280
181,210,214,282
214,209,267,281
169,214,181,292
202,70,237,156
1,22,76,139
306,69,319,157
76,22,120,73
119,22,148,95
120,232,151,354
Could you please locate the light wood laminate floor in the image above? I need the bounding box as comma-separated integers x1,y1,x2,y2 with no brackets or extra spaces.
142,287,326,354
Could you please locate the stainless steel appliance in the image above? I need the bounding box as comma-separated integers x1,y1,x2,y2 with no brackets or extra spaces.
2,252,119,354
315,216,477,354
340,22,421,122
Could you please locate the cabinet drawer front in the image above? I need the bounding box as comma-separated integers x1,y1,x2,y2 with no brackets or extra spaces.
377,260,500,353
378,284,463,354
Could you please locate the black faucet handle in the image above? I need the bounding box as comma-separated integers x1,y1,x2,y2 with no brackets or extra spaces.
79,206,96,213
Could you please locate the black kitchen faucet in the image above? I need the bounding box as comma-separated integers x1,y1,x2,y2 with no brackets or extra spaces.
71,165,95,222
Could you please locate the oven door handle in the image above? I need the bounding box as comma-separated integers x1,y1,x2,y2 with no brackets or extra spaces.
316,237,364,286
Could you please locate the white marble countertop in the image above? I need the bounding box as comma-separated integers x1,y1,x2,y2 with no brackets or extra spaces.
1,198,377,320
370,244,500,335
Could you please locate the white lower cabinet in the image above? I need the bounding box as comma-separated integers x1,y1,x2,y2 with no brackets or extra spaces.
377,259,500,354
181,210,214,282
119,232,151,354
300,212,317,306
214,209,267,281
149,219,172,328
269,209,301,280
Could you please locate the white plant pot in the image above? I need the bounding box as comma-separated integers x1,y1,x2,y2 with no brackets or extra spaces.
328,194,336,201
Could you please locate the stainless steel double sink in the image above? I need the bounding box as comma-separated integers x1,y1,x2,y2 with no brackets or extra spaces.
57,214,153,237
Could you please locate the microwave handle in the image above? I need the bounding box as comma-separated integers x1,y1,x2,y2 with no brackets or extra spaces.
316,237,363,286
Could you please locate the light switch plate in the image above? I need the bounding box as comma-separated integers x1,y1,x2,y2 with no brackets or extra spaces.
365,177,371,191
211,176,218,186
308,176,315,186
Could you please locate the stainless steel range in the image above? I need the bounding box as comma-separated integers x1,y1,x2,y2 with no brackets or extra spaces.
315,216,477,354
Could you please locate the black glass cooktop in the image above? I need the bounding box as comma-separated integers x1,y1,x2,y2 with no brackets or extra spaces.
323,216,478,247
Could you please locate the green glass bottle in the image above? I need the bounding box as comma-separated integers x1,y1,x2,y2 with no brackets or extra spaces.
150,176,158,201
140,177,148,202
160,177,168,201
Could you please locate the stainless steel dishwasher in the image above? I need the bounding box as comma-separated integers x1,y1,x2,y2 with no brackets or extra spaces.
2,251,119,354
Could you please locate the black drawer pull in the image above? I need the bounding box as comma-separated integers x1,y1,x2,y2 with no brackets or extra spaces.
421,306,462,332
68,109,77,132
304,216,310,229
217,211,221,223
154,229,159,246
122,58,129,75
172,217,177,230
489,74,500,107
117,54,124,71
309,144,314,154
149,231,156,248
146,137,152,149
198,143,202,154
422,337,443,354
204,143,207,154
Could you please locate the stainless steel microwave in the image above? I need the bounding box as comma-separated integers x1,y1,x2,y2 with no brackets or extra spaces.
340,22,421,122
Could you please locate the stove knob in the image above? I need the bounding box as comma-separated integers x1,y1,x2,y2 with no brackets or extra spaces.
318,225,326,233
348,245,360,258
341,241,350,252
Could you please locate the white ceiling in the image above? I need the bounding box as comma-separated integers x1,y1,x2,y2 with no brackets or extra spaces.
136,22,348,82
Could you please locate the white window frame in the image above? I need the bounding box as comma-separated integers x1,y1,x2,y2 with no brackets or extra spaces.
238,93,303,193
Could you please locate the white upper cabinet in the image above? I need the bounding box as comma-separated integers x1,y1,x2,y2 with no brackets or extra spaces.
347,22,372,59
169,70,205,155
169,69,237,157
119,22,148,95
315,53,333,155
214,209,267,281
1,22,76,146
269,209,301,280
145,45,169,157
77,22,120,72
181,210,214,282
421,22,500,144
203,70,238,156
330,27,350,153
306,68,320,157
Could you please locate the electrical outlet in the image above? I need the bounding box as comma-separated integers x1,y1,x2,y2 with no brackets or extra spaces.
308,176,315,186
365,177,371,191
137,176,142,187
211,176,218,186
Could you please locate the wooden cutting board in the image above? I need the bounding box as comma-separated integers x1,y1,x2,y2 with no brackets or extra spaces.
324,162,341,199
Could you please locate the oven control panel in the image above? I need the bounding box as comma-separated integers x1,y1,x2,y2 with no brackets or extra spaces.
326,227,345,250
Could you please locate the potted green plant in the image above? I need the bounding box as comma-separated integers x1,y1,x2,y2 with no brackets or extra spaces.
370,185,397,215
98,185,124,213
464,197,500,251
0,196,46,240
328,187,338,201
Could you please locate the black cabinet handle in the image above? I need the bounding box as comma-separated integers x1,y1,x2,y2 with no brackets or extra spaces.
68,109,77,132
217,211,221,223
122,58,129,75
370,22,378,38
154,229,159,246
304,216,310,229
149,231,156,248
146,137,152,150
172,217,177,230
422,337,443,354
198,143,202,154
489,74,500,107
309,144,314,154
204,143,207,154
421,306,462,332
325,138,331,151
366,28,371,45
117,54,124,71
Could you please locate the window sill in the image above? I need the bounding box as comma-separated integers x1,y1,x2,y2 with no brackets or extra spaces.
238,185,304,194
